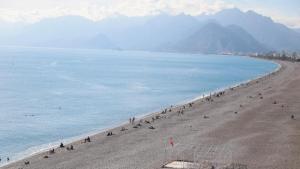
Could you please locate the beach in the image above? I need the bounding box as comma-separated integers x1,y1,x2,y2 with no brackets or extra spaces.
2,60,300,169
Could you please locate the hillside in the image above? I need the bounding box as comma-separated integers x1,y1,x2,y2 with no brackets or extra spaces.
0,9,299,53
170,23,266,53
198,8,300,51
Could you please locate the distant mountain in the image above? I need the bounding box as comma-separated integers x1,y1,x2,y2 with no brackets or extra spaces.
1,9,299,53
94,15,153,50
170,23,266,53
5,16,116,49
197,8,300,51
81,34,117,49
97,14,201,50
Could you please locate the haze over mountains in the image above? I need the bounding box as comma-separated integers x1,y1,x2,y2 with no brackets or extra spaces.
0,8,299,54
172,23,266,53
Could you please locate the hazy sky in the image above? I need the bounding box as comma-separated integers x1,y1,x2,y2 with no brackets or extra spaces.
0,0,299,28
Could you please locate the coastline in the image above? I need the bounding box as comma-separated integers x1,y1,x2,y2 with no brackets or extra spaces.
0,57,281,168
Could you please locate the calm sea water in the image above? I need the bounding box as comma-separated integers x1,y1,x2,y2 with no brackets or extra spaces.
0,46,277,163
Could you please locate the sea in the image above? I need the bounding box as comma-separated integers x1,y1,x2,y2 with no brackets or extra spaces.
0,46,278,165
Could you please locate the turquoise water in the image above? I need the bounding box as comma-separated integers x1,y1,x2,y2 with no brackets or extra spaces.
0,47,277,163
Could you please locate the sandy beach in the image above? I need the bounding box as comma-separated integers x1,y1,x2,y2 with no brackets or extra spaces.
2,60,300,169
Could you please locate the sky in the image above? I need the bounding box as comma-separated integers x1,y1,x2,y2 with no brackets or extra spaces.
0,0,299,28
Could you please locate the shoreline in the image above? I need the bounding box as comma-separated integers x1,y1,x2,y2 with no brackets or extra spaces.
0,57,281,168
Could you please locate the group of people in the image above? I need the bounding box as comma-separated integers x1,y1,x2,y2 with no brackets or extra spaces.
107,131,113,136
84,136,91,143
66,145,74,151
59,142,74,150
129,117,135,124
0,156,10,163
45,136,92,159
161,108,169,114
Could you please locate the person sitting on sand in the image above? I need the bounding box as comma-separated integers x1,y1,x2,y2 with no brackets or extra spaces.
59,143,64,148
133,123,142,128
291,115,295,119
49,149,55,154
24,161,30,165
84,136,91,143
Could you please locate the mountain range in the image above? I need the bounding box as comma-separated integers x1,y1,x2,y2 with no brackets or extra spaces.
0,8,299,53
170,23,266,53
198,8,300,52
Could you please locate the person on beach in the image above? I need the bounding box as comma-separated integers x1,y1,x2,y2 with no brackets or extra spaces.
132,117,135,124
84,137,91,143
49,149,55,154
107,131,113,136
169,137,174,147
24,161,30,165
7,157,9,162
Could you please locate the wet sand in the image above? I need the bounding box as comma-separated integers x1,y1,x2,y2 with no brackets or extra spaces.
2,60,300,169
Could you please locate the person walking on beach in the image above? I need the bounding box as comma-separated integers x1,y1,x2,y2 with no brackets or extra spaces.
169,137,174,147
